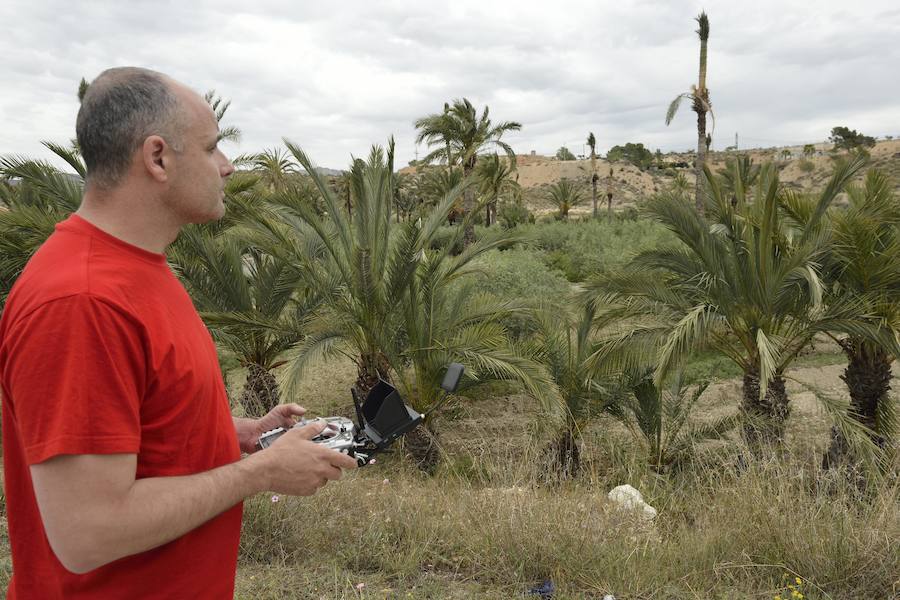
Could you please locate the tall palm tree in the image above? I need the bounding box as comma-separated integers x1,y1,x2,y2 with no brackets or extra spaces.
546,178,585,220
476,154,520,227
415,166,465,225
415,98,521,246
250,148,299,193
583,156,896,455
204,90,242,144
665,11,713,215
587,132,599,218
606,167,615,217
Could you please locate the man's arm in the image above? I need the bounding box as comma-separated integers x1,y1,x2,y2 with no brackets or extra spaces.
30,422,357,574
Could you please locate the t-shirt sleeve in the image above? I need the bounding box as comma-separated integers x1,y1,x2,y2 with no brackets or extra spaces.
3,294,146,465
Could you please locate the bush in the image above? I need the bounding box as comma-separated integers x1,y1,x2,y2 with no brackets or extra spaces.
466,248,572,339
498,202,533,229
522,219,674,282
798,159,815,173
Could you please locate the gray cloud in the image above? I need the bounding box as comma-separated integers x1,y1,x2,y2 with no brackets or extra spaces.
1,0,898,172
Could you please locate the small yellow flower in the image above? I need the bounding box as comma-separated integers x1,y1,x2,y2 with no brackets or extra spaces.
795,577,803,586
775,595,783,600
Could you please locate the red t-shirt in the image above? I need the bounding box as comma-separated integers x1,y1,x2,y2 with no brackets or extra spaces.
0,214,242,599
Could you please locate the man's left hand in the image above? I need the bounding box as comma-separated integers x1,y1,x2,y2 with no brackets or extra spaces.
234,403,306,454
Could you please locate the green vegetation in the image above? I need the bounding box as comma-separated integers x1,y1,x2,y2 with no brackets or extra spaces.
829,125,876,152
606,142,653,170
555,146,576,161
414,98,521,246
544,178,584,220
2,61,899,598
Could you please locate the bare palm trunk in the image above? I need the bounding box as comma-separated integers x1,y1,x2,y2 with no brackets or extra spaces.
693,21,709,216
694,108,707,215
742,369,789,455
591,174,598,218
823,339,892,469
463,159,477,247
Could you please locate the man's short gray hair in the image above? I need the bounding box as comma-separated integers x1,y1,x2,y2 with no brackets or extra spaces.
76,67,181,189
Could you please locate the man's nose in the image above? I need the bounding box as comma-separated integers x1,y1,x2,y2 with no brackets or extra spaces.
221,159,235,178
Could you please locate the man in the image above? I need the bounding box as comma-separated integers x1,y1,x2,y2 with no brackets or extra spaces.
0,67,358,599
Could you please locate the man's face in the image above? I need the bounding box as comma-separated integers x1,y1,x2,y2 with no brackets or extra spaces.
163,89,235,224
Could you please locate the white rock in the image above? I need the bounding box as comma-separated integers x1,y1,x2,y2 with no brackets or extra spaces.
608,484,657,520
603,595,616,600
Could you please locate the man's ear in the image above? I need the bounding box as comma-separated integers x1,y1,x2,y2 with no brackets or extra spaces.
141,135,172,183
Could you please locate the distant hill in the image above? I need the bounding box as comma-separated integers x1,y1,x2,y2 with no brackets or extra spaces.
402,139,900,217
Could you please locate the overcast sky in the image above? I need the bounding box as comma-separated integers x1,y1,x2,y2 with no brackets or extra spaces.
2,0,898,171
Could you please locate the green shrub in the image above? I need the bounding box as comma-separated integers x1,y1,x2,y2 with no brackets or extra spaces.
523,219,674,281
498,202,533,228
798,159,815,173
466,248,572,339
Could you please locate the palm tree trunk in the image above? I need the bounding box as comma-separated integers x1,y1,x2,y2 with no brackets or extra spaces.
822,339,892,469
239,363,281,417
591,175,598,218
353,351,391,401
694,16,709,216
545,425,581,479
462,160,476,247
404,420,441,474
694,107,707,215
741,369,789,454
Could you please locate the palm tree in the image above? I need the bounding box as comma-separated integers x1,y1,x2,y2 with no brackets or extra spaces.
816,170,900,468
719,155,760,196
204,90,242,144
415,98,521,246
415,166,465,225
606,167,615,217
264,139,558,470
665,11,713,215
546,178,585,220
525,306,605,478
583,156,896,455
273,139,462,402
250,148,300,193
167,194,321,416
0,144,84,306
605,369,736,473
587,133,599,218
396,229,558,472
476,154,520,227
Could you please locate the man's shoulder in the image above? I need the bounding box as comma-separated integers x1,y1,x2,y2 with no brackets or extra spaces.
2,231,145,338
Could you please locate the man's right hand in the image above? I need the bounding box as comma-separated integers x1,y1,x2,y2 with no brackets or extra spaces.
255,421,359,496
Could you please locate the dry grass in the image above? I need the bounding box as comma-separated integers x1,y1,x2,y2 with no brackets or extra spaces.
2,357,897,599
233,454,899,599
